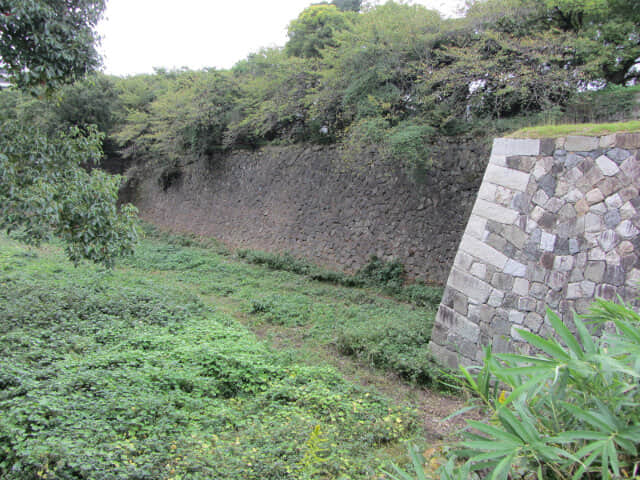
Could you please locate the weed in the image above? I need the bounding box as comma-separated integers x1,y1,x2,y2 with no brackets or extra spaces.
0,234,423,479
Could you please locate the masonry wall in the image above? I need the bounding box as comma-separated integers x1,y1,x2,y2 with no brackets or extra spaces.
127,141,489,284
430,133,640,368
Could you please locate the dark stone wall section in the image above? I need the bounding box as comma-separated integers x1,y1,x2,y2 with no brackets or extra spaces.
129,142,489,284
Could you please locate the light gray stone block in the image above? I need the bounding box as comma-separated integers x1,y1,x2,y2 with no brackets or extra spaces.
585,188,604,205
428,342,459,370
454,250,474,270
492,138,541,156
584,212,603,233
436,305,481,342
605,193,623,209
596,155,620,176
604,209,621,229
533,189,549,206
519,297,537,311
473,199,520,224
509,310,525,324
590,202,607,215
545,197,564,214
504,259,527,277
621,157,640,182
488,289,505,307
605,249,621,267
484,164,530,192
553,255,574,271
619,186,638,202
620,201,637,220
470,261,487,279
465,215,487,239
449,267,493,304
478,182,498,201
460,234,508,269
489,154,507,167
526,312,544,331
549,271,567,291
617,241,634,256
529,282,548,299
513,277,530,296
567,282,588,299
616,220,639,240
598,230,618,252
569,238,581,254
626,269,640,287
540,232,556,251
565,135,599,151
585,261,605,282
565,188,584,203
599,134,616,149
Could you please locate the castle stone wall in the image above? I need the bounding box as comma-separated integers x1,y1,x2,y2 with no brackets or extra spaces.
430,133,640,368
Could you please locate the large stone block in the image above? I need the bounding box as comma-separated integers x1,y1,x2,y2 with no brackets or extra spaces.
616,133,640,149
595,155,620,176
504,259,527,277
565,135,599,151
473,199,520,224
460,234,509,269
492,138,541,156
484,164,531,192
436,304,481,342
449,267,493,304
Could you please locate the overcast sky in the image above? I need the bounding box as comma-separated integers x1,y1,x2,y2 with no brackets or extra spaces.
97,0,465,77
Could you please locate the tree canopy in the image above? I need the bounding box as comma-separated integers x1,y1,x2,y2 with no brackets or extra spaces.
0,0,105,92
2,0,639,185
0,0,138,267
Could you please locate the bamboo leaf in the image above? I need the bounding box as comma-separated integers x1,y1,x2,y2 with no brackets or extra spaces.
516,329,570,360
547,308,583,358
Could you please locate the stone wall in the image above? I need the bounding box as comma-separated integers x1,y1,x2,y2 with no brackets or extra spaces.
430,133,640,368
128,141,489,284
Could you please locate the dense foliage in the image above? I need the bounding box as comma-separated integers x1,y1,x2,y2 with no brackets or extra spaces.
2,0,638,179
0,0,105,92
386,301,640,480
0,0,139,267
0,123,138,267
0,233,432,479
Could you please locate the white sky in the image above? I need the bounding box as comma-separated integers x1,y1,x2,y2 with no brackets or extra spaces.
97,0,465,77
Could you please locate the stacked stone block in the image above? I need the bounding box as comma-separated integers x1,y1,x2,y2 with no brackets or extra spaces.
430,133,640,368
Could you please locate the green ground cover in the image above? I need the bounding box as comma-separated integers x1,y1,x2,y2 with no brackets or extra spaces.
0,232,441,479
508,120,640,139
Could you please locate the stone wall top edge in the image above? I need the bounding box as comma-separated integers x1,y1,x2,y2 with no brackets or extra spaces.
496,131,640,151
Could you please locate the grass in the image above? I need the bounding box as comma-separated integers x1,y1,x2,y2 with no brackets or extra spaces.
0,231,446,479
508,120,640,138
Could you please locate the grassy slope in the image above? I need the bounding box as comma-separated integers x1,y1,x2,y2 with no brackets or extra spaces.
0,233,441,479
508,120,640,138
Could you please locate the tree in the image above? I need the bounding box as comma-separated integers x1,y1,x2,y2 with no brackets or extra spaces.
0,0,139,267
331,0,362,12
0,0,105,92
464,0,640,85
285,4,353,58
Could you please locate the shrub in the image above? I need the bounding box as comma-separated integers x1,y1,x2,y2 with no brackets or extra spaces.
355,255,405,291
387,299,640,479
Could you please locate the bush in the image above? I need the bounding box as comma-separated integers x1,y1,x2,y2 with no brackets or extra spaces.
388,299,640,479
236,249,312,275
335,312,442,385
237,249,443,309
355,255,405,291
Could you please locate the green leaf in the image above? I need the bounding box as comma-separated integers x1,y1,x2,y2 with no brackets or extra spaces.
546,309,583,358
516,329,570,361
